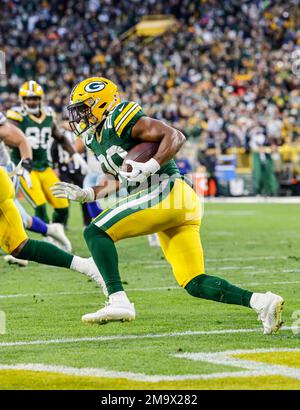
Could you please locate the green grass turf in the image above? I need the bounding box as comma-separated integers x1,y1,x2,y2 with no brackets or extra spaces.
0,201,300,388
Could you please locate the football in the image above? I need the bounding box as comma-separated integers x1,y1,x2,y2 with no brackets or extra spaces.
121,141,160,172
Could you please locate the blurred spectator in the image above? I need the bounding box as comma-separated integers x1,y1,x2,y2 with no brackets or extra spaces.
1,0,300,195
249,125,278,196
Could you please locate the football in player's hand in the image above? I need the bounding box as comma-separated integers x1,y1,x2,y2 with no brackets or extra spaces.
122,142,160,172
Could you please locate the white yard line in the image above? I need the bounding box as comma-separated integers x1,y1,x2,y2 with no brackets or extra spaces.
0,326,299,348
1,279,299,300
1,347,300,382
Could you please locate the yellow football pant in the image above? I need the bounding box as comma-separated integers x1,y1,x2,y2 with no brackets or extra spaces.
93,178,204,288
20,167,68,209
0,168,27,253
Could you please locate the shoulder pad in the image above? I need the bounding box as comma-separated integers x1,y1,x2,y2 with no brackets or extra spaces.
112,101,143,137
6,107,24,122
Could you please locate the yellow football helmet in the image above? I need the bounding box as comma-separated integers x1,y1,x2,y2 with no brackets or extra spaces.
67,77,121,136
19,80,44,115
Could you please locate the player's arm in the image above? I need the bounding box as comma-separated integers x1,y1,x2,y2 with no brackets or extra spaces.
119,116,185,182
92,175,120,199
51,174,119,203
131,116,186,166
52,121,76,156
52,121,88,172
0,121,32,161
74,137,85,154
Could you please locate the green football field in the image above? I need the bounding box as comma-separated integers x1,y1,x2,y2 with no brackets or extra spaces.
0,201,300,390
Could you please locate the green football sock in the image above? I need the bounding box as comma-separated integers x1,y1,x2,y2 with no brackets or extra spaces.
53,207,69,225
185,274,252,307
17,239,73,268
35,204,49,224
84,223,123,295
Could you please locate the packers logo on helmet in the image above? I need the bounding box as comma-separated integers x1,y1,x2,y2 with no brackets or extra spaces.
67,77,121,137
19,80,44,115
84,81,106,93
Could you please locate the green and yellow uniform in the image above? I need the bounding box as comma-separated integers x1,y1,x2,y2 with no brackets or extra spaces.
6,106,68,214
85,101,204,288
0,167,28,253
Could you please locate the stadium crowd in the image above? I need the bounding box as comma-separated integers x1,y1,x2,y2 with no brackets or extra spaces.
1,0,300,195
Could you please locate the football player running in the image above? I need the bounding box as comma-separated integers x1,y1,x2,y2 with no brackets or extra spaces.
6,80,86,236
0,111,107,295
52,77,284,334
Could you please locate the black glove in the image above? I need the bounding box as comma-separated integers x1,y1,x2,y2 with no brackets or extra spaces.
22,158,32,172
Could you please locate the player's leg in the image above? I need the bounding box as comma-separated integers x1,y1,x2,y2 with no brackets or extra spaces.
0,202,106,294
4,199,49,266
19,170,49,223
14,198,47,234
252,152,263,195
0,167,106,293
82,177,199,323
13,197,72,252
158,224,252,306
39,167,71,251
158,223,284,334
12,237,107,294
40,167,69,226
6,163,49,237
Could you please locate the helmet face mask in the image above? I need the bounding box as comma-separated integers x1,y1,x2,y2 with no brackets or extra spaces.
68,101,98,136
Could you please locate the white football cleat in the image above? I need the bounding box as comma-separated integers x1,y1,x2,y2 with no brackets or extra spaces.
4,255,28,267
46,223,72,252
82,298,135,324
255,292,284,334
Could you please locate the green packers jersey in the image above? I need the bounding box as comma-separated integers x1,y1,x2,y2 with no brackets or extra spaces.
84,101,179,183
7,106,54,171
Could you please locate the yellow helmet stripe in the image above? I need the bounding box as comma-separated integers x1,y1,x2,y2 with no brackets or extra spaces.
114,102,137,129
116,106,142,137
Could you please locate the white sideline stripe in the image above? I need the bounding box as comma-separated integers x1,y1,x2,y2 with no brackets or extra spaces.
1,280,300,300
0,326,299,348
1,348,300,382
